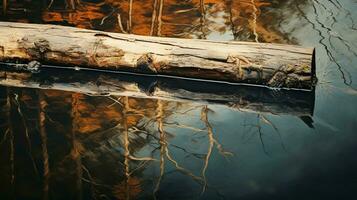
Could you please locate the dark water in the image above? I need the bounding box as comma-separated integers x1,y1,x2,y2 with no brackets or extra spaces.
1,0,357,199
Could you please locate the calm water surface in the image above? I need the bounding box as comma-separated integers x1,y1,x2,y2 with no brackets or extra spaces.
0,0,357,199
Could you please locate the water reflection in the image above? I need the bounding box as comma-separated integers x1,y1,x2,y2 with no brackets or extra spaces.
1,0,357,199
0,67,315,116
0,85,220,199
0,0,302,42
0,71,315,199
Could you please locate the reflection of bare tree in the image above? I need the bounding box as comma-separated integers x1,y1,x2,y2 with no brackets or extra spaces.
200,106,214,194
260,115,286,151
153,99,165,197
157,0,164,36
0,85,275,200
1,0,294,42
250,0,259,42
199,0,207,39
1,88,44,197
0,85,301,199
327,0,356,30
71,93,83,200
154,100,203,198
295,1,354,88
200,105,233,193
12,92,39,175
5,89,15,194
226,0,238,40
38,91,50,200
148,0,165,36
128,0,133,33
150,0,158,36
66,0,82,10
2,0,7,15
312,0,357,57
242,113,287,156
123,97,131,200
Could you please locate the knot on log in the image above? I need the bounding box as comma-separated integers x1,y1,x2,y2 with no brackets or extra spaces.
136,53,157,73
19,37,50,59
34,39,50,54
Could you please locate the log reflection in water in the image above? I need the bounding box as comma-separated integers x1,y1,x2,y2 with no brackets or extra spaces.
0,68,315,118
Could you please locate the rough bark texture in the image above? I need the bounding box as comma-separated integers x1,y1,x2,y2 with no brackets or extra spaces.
0,22,315,90
0,68,314,116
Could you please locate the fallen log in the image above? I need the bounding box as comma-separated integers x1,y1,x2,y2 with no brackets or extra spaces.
0,67,315,117
0,22,316,90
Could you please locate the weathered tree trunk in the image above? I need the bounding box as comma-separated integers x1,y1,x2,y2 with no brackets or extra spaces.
0,69,315,117
0,22,315,90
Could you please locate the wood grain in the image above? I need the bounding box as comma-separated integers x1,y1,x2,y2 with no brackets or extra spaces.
0,22,315,89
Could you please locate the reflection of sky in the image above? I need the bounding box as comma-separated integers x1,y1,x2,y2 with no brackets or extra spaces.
204,102,356,198
146,90,356,199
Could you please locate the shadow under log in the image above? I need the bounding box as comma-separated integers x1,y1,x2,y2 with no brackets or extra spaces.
0,66,315,117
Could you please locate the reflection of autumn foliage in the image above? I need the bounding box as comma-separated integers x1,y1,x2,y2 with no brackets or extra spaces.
71,93,122,134
1,0,293,43
0,81,236,199
44,3,106,29
113,177,142,200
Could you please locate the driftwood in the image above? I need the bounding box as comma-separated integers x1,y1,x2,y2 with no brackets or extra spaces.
0,22,315,90
0,67,315,117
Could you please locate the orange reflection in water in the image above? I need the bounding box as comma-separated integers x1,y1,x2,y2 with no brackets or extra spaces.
1,0,290,43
